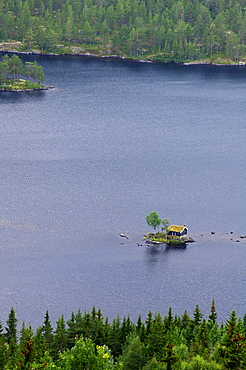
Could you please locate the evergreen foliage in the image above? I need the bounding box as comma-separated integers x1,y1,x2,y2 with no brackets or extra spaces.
0,53,45,90
1,0,246,61
0,303,245,369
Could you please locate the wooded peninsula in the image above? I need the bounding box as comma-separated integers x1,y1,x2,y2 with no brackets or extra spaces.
0,303,245,369
1,0,246,63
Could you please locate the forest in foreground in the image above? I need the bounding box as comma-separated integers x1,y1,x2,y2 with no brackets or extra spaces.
0,302,246,369
1,0,246,62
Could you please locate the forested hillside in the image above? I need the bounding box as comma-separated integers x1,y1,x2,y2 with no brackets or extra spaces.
1,0,246,61
0,304,246,369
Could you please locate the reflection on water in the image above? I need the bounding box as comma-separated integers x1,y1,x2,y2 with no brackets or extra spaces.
145,244,186,264
0,90,46,104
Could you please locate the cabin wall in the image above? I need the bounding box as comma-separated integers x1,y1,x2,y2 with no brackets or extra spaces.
168,231,181,237
167,228,188,237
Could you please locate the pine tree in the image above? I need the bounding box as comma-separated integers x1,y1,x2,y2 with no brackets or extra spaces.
8,54,23,82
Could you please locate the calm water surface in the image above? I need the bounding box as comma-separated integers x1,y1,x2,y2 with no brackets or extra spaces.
0,54,245,328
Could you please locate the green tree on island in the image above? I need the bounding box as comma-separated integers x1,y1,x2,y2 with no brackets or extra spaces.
0,54,45,90
146,212,169,232
145,213,188,246
8,54,24,82
25,61,45,84
146,212,162,231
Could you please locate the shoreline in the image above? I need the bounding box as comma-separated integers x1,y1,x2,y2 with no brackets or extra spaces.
1,44,245,66
0,86,53,92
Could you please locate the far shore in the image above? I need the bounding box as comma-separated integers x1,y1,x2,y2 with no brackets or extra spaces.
1,43,246,66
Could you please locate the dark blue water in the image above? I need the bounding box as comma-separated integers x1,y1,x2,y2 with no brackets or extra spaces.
0,54,245,328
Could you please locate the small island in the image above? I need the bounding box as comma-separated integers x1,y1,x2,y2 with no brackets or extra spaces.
144,211,195,247
0,54,46,92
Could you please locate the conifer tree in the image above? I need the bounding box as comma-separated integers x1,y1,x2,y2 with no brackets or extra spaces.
136,315,146,342
120,315,134,345
18,323,35,368
42,310,54,351
208,300,218,327
93,308,106,346
120,334,147,370
145,311,153,337
193,319,210,357
0,321,6,370
193,305,203,326
67,311,76,349
147,312,166,360
54,315,67,355
216,311,246,369
163,342,178,370
164,307,174,331
180,310,193,346
108,315,122,358
5,307,18,367
8,54,23,82
5,307,17,353
33,326,47,359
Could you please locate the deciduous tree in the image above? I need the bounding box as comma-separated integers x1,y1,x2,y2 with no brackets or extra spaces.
146,212,162,231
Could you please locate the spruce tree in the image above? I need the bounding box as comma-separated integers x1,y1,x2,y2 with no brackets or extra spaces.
0,321,6,370
193,304,203,326
147,312,166,360
218,311,246,369
120,334,147,370
145,311,153,337
108,315,122,358
67,311,76,349
5,307,18,368
208,299,218,327
5,307,17,354
42,310,54,351
18,323,35,368
53,315,67,358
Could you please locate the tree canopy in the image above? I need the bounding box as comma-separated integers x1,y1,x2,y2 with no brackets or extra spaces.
0,304,245,369
146,212,162,230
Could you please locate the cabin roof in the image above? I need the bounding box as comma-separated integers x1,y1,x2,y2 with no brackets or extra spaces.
168,225,187,232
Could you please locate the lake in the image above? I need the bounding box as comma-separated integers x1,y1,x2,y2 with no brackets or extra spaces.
0,53,245,328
